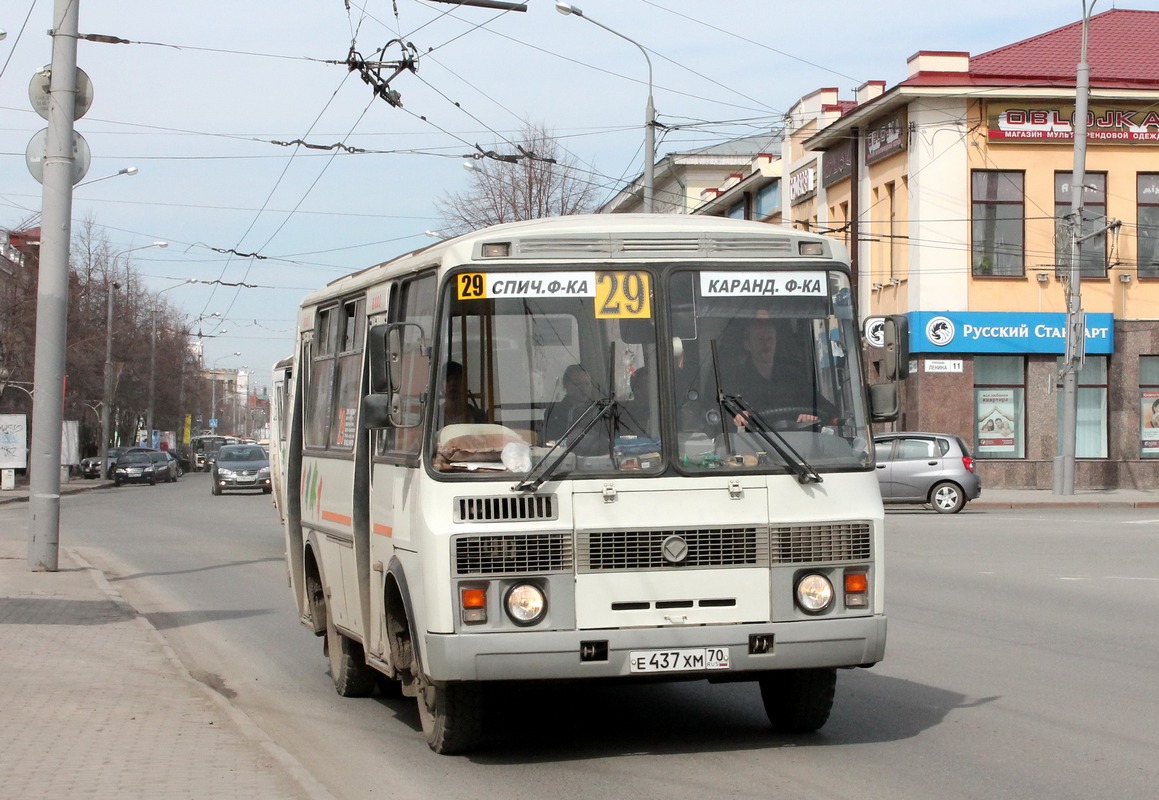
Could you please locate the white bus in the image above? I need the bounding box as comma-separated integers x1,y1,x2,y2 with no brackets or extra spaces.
274,214,906,754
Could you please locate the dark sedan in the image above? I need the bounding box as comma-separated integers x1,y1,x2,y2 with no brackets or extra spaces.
210,444,272,495
148,450,182,483
112,450,158,487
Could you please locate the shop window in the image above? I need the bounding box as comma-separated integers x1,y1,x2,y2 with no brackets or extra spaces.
971,171,1024,276
974,355,1025,458
1137,175,1159,278
1140,356,1159,458
1056,356,1108,458
1054,172,1107,278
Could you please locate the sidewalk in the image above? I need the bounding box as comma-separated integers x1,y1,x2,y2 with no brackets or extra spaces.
0,486,334,800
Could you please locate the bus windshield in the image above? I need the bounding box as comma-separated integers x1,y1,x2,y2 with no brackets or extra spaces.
428,266,871,479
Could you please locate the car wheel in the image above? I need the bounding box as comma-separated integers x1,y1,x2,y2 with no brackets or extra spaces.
263,487,272,495
930,481,965,513
113,477,121,487
211,479,221,496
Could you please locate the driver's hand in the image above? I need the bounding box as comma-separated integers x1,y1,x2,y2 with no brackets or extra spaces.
796,413,818,423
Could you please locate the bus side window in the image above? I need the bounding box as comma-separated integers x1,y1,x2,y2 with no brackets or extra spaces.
382,272,436,458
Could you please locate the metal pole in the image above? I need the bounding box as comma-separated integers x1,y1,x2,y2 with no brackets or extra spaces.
147,310,156,437
99,281,117,479
556,3,654,212
1056,1,1093,496
28,0,81,571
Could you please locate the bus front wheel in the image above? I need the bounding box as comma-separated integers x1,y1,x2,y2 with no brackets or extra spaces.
758,667,836,733
417,677,483,755
325,603,376,697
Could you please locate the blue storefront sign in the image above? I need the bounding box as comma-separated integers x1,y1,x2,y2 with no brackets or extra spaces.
908,310,1114,354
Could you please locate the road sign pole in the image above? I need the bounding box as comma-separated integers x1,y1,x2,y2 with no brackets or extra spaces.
28,0,81,571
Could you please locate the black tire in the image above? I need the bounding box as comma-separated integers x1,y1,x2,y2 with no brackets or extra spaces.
759,668,837,734
929,481,965,514
211,480,221,496
113,477,121,487
262,487,272,495
326,606,376,698
417,678,483,755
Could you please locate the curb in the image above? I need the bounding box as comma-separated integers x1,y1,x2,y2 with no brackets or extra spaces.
67,547,338,800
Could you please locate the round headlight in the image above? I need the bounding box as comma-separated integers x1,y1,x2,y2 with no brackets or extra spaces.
504,583,546,626
795,573,834,614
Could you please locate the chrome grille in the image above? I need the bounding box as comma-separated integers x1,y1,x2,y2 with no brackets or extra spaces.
578,528,765,572
455,494,557,523
771,522,872,564
454,534,573,576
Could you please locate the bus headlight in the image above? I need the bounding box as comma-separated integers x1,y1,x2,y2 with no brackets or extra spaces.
795,573,834,614
504,583,546,626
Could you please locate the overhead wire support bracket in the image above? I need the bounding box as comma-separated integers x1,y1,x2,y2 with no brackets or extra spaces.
426,0,528,10
347,39,419,108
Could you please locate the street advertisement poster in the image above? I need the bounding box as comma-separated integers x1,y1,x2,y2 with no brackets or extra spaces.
1,414,28,469
1140,390,1159,458
976,390,1017,454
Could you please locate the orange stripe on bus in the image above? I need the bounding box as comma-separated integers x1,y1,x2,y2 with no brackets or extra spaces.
321,510,352,526
373,523,393,537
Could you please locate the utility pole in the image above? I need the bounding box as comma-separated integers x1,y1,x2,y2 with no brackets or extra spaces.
27,0,81,571
1055,2,1096,496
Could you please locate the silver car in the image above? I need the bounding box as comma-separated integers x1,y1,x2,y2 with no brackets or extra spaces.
210,444,272,496
874,432,982,513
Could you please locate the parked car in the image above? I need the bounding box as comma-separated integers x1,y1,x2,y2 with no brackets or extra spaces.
112,450,158,487
210,443,272,495
874,432,981,513
80,456,103,479
148,450,181,483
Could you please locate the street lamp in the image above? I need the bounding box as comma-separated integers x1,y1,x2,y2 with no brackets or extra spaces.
99,241,167,474
147,278,199,437
210,352,241,434
76,165,138,189
556,1,655,212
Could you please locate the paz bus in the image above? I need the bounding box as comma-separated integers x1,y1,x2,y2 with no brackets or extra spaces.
272,214,906,754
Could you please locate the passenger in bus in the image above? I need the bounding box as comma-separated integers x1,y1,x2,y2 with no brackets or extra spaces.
542,363,596,444
440,361,486,426
727,316,832,428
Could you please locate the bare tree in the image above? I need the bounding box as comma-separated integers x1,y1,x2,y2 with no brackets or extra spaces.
435,121,598,235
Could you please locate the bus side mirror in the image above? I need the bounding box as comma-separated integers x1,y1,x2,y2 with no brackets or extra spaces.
362,393,393,429
368,324,390,393
869,383,899,422
882,315,910,380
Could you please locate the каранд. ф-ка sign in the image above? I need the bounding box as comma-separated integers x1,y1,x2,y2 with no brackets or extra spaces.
907,311,1113,354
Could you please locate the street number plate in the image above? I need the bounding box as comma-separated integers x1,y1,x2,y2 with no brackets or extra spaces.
628,647,730,674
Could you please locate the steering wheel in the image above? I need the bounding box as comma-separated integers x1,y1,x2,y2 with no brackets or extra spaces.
753,405,821,430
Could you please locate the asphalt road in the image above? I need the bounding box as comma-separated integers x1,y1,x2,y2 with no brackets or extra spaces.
54,479,1159,799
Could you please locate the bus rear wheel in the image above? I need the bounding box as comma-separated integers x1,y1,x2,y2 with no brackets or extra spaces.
417,677,483,755
758,667,836,733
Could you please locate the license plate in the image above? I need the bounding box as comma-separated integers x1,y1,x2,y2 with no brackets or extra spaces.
628,647,730,674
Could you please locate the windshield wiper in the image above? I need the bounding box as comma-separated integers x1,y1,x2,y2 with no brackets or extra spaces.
710,339,823,484
514,396,617,492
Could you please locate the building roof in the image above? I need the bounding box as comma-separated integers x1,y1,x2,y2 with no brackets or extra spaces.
912,9,1159,89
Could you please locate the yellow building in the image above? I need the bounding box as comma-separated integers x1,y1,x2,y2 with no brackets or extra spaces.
786,9,1159,489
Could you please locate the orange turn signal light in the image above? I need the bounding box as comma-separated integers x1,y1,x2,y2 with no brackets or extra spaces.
461,588,487,608
844,573,868,593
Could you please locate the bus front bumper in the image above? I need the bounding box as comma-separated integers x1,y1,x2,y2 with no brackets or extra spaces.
420,615,886,682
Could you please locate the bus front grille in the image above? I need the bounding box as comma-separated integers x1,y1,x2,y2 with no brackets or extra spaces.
771,522,872,564
455,534,573,576
455,494,557,523
578,528,765,572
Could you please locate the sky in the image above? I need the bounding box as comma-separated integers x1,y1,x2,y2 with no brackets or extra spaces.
1,0,1147,388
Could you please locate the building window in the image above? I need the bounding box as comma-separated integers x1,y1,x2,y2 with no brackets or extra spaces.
1056,356,1108,458
971,171,1024,276
1055,172,1107,278
1137,175,1159,278
1140,356,1159,458
755,181,779,219
974,355,1025,458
